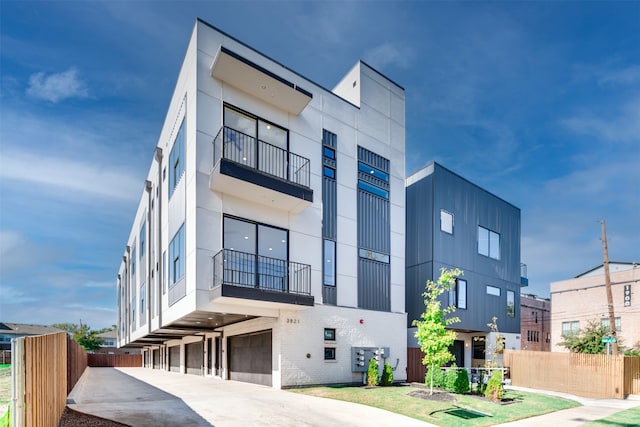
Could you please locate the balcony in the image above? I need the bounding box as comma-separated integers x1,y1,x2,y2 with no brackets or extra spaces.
210,126,313,213
211,249,314,308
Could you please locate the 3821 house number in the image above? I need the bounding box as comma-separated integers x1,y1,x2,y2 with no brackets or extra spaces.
286,318,300,324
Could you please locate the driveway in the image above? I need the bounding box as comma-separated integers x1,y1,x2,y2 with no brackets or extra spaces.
68,367,436,427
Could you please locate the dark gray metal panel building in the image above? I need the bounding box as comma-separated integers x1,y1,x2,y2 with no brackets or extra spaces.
406,162,521,333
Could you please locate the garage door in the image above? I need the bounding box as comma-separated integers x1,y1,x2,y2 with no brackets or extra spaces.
228,330,272,386
169,345,180,373
185,341,203,375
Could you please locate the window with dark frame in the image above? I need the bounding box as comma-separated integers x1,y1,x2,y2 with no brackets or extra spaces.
169,118,185,198
478,225,500,260
324,347,336,360
324,328,336,341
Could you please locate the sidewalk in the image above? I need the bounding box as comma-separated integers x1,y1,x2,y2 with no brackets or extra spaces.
494,386,640,426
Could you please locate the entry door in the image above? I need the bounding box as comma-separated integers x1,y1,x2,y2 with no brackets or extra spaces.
215,336,222,377
207,338,213,375
448,340,465,367
228,330,272,386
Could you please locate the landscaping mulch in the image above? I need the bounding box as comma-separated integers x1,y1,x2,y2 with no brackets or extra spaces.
408,389,457,402
58,407,130,427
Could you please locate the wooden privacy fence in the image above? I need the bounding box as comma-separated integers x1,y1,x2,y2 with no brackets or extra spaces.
504,350,640,399
407,347,427,383
89,353,142,367
12,332,88,427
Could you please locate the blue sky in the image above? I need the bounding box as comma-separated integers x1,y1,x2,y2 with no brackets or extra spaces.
1,1,638,329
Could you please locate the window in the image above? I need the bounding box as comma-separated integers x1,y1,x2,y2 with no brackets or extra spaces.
601,317,621,332
449,278,467,309
131,245,136,278
169,224,185,287
357,181,388,199
323,240,336,286
131,296,136,325
324,347,336,361
140,284,145,316
440,210,454,234
323,166,335,179
139,221,146,259
486,285,501,296
324,328,336,341
562,321,580,336
478,226,500,260
506,290,515,317
323,147,335,160
472,337,485,359
223,216,288,290
358,159,389,199
169,118,185,197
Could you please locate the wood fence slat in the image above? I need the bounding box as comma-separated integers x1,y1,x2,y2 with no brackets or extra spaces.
503,350,638,399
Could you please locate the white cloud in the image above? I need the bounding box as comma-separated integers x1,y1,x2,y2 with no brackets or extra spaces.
364,42,414,70
561,97,640,144
0,148,142,202
598,65,640,86
26,68,89,103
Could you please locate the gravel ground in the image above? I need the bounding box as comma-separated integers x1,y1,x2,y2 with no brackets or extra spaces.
59,407,130,427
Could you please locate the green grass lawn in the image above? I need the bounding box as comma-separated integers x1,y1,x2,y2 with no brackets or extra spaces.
0,364,10,426
291,385,580,427
584,405,640,427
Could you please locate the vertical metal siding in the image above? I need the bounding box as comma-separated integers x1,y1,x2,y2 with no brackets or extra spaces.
322,178,337,239
405,163,522,333
357,191,390,252
357,146,389,172
358,258,390,311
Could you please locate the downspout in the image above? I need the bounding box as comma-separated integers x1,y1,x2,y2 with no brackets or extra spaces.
124,245,131,344
145,180,153,335
155,147,164,331
117,273,121,345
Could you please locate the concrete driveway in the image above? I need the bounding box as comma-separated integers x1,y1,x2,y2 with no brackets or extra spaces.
68,367,436,427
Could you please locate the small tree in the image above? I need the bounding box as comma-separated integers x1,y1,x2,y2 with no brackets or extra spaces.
366,358,379,386
485,316,505,368
560,319,608,354
381,362,394,386
413,267,463,395
485,369,504,401
52,322,103,352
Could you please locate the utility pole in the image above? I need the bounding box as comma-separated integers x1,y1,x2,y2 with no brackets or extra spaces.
601,220,618,356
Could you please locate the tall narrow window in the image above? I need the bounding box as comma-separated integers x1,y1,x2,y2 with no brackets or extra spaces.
506,290,515,317
169,118,185,198
322,130,338,305
323,240,336,286
448,278,467,309
131,245,137,278
169,224,185,287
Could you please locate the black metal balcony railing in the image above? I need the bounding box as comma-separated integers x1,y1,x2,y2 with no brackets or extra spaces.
212,249,311,296
213,126,311,188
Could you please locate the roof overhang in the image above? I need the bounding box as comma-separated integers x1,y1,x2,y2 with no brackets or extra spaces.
211,47,312,115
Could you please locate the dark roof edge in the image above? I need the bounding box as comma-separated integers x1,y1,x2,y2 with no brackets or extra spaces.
196,18,402,108
408,161,521,211
575,261,638,278
360,60,405,91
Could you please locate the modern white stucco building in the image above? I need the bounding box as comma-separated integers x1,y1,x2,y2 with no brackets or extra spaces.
117,18,407,388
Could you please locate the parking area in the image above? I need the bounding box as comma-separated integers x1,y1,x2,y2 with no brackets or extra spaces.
68,367,435,426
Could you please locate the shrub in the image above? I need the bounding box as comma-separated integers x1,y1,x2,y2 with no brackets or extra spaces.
366,358,379,386
381,362,394,386
484,369,504,401
444,366,458,391
454,368,470,394
426,368,445,388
